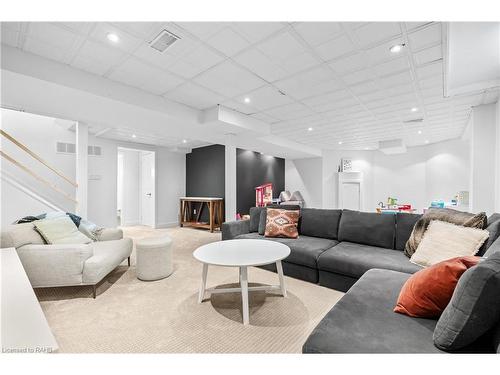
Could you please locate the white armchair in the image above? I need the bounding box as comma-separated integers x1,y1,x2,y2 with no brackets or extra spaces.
0,222,132,298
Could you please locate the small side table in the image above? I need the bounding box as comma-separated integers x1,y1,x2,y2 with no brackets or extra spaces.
136,236,173,281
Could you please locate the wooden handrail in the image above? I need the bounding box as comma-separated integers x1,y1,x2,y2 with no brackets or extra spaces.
0,129,78,188
0,150,78,204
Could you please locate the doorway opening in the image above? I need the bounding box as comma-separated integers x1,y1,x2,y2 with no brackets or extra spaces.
117,147,156,228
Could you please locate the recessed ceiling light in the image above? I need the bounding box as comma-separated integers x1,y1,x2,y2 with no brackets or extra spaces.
389,43,405,53
411,107,418,112
365,147,370,150
182,139,187,144
307,127,313,132
244,97,251,104
418,130,422,135
107,33,119,43
132,134,136,138
425,140,430,144
338,141,343,145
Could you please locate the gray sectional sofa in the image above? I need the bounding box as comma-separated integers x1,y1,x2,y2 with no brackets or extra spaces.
222,207,500,353
222,207,424,291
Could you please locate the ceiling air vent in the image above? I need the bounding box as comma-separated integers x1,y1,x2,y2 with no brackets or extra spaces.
56,142,75,154
149,29,180,53
378,139,407,155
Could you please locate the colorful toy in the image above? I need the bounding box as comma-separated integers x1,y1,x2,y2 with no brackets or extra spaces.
255,183,273,207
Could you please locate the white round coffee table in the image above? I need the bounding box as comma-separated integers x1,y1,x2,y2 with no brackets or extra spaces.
193,239,291,325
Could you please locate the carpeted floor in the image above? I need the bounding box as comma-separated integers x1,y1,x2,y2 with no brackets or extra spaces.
35,226,344,353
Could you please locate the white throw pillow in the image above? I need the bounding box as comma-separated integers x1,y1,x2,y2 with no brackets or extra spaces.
410,220,489,268
34,216,92,244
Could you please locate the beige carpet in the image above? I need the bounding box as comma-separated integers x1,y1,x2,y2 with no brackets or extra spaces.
36,227,344,353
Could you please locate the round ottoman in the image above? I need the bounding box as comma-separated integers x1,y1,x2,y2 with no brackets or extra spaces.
136,236,173,281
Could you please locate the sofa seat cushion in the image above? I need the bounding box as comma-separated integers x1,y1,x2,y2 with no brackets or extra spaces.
303,269,444,353
82,238,133,284
235,233,337,268
317,242,422,278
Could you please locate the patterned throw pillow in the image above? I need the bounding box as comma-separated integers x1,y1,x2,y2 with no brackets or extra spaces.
264,208,300,239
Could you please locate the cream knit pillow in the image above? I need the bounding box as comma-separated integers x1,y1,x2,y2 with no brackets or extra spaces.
34,216,92,244
410,220,489,268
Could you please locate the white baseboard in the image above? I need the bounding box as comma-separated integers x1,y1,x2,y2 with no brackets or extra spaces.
122,221,141,227
155,221,179,229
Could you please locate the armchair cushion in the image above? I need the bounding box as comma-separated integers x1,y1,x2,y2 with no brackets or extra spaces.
0,222,46,248
95,228,123,241
34,216,91,244
16,243,93,287
82,238,133,284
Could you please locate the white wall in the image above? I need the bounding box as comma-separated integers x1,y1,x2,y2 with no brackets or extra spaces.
156,148,186,228
470,103,497,215
285,157,323,208
291,139,470,214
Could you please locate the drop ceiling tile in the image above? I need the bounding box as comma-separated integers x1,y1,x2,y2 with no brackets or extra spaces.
1,27,20,47
57,22,94,34
377,70,414,88
263,102,316,121
77,40,127,67
274,65,336,96
164,82,225,109
222,100,256,115
251,112,280,123
408,23,442,50
293,22,343,46
23,37,69,62
89,23,143,54
175,22,229,41
72,54,115,76
233,48,288,82
1,22,22,32
231,22,286,44
27,22,78,50
417,61,443,79
405,22,433,31
193,60,266,97
280,51,320,76
257,31,308,61
329,52,367,74
374,57,410,77
112,22,166,40
342,68,377,85
349,80,378,95
168,44,224,78
236,85,294,111
109,57,184,95
354,22,402,46
302,89,352,107
414,45,442,66
315,34,356,61
365,38,407,65
205,27,251,56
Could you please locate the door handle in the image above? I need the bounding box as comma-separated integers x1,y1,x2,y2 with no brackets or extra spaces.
146,193,152,197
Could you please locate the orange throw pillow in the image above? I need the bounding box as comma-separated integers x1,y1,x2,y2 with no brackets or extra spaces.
394,256,480,318
264,208,300,238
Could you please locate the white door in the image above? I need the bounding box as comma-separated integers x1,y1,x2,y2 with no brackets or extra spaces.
342,182,361,210
140,152,155,227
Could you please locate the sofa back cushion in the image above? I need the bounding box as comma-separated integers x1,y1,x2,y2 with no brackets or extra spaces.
433,250,500,351
338,210,396,249
478,215,500,256
395,213,422,251
299,208,342,239
0,222,46,248
249,207,265,232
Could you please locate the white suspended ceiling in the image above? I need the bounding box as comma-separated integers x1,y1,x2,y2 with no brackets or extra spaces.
1,21,499,152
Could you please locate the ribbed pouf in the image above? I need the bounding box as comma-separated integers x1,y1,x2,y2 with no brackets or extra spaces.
136,236,173,281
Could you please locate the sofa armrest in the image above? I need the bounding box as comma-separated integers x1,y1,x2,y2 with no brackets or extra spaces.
16,244,93,287
96,228,123,241
222,220,250,240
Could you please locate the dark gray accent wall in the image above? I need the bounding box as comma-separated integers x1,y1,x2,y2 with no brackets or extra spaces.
236,149,285,215
186,144,225,222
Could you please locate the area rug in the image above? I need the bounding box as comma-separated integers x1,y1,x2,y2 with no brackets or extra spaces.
36,226,344,353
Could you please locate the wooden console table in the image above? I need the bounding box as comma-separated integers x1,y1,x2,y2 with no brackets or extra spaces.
179,197,224,232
